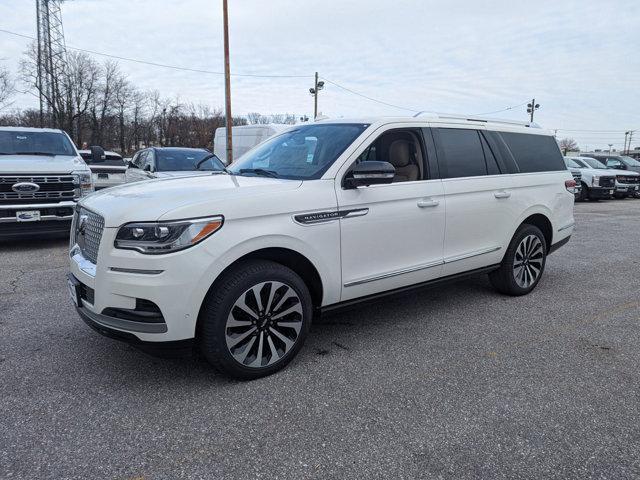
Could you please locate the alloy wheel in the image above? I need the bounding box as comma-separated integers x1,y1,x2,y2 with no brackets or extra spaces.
513,234,544,288
225,281,303,368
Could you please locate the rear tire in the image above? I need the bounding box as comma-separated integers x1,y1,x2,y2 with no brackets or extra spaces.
489,224,547,296
578,183,588,202
199,260,312,380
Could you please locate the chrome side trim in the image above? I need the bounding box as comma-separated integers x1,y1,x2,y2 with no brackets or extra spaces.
344,259,444,287
293,208,369,226
109,267,164,275
558,222,575,232
444,246,502,264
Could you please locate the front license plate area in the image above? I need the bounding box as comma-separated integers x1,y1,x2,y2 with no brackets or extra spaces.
16,210,41,222
67,274,81,307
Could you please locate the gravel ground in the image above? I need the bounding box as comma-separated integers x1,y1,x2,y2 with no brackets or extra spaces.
2,200,640,480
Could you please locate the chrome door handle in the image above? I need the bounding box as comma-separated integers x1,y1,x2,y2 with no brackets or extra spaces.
417,198,440,208
494,190,511,199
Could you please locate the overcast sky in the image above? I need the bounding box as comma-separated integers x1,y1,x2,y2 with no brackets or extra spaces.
0,0,638,149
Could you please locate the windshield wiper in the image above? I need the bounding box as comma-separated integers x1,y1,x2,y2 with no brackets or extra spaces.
237,168,279,178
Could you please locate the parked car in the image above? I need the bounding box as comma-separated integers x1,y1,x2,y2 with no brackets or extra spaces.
79,149,126,190
581,153,640,174
563,156,615,201
124,147,225,183
214,124,291,163
68,115,574,379
0,126,97,239
563,158,583,199
570,156,639,199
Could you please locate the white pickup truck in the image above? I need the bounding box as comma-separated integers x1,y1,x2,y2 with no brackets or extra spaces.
0,126,98,239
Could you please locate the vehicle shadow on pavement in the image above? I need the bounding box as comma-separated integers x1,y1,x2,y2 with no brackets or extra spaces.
0,236,69,251
73,273,499,386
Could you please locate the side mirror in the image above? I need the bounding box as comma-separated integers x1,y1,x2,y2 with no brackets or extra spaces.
89,145,105,163
143,164,152,172
345,161,395,188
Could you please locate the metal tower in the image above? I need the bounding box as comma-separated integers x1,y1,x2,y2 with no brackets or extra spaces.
36,0,68,127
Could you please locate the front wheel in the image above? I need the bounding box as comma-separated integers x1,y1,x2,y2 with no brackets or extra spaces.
199,260,312,380
489,224,547,296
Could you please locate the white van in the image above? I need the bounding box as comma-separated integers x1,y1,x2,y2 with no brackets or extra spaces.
69,114,575,379
214,124,290,163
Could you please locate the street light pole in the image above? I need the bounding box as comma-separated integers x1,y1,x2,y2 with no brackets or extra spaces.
309,72,324,120
527,98,540,123
222,0,233,164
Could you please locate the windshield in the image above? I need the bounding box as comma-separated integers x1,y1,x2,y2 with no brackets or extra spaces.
228,123,369,180
621,156,640,167
0,130,76,156
582,158,607,169
156,149,224,171
564,158,581,168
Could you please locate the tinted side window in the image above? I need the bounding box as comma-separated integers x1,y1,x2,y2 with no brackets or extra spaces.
437,128,486,179
500,132,565,173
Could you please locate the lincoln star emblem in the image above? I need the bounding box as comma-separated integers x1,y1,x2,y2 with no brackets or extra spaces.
12,182,40,193
78,214,88,235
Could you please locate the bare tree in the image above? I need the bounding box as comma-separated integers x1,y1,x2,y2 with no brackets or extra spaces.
0,65,15,111
558,137,578,155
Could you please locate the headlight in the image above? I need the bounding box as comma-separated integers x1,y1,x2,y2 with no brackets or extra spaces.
114,216,224,254
591,175,600,186
72,170,94,197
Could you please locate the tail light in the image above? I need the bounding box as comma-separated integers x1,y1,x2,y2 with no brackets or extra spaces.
565,179,577,194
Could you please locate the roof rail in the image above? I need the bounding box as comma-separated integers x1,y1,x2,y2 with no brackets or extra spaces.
413,111,541,128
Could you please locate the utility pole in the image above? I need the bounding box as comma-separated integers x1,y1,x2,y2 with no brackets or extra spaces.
222,0,233,164
527,98,540,123
608,143,613,153
624,131,629,152
309,72,324,120
35,0,44,127
629,131,635,153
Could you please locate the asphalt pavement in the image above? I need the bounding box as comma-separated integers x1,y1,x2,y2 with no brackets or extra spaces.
2,200,640,480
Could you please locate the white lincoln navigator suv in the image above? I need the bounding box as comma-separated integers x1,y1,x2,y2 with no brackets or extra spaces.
68,115,575,379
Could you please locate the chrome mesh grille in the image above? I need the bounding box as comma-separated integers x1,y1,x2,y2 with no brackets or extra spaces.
74,208,104,264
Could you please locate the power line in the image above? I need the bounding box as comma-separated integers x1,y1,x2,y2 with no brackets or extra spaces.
320,76,419,113
474,101,529,116
0,28,312,78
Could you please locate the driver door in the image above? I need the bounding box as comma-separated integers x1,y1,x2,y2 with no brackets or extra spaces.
335,125,445,302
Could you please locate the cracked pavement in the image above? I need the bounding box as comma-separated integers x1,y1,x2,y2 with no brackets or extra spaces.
2,201,640,479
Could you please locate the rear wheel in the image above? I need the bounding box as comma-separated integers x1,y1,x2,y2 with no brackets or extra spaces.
199,260,312,379
489,224,547,296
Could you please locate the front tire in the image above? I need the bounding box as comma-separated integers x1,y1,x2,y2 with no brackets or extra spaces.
489,224,547,296
199,260,312,380
578,183,588,202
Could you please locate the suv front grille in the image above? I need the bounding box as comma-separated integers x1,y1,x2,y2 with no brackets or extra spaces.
600,176,615,188
72,208,105,264
571,172,582,182
616,175,640,184
0,175,76,204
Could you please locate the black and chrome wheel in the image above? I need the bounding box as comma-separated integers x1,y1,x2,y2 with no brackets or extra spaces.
200,260,312,379
512,234,544,289
489,224,547,296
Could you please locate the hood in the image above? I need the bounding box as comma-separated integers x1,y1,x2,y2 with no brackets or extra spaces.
0,154,88,173
80,173,302,227
608,168,640,176
578,167,616,177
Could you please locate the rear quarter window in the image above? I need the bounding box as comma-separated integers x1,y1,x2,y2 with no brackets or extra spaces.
500,132,565,173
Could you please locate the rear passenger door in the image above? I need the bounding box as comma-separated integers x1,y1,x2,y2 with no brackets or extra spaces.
431,125,513,275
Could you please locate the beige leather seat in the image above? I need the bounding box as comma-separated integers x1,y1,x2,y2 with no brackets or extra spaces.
388,140,419,182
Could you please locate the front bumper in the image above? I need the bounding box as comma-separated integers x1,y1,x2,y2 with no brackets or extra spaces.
614,183,639,195
69,227,215,343
588,186,614,199
0,200,75,238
